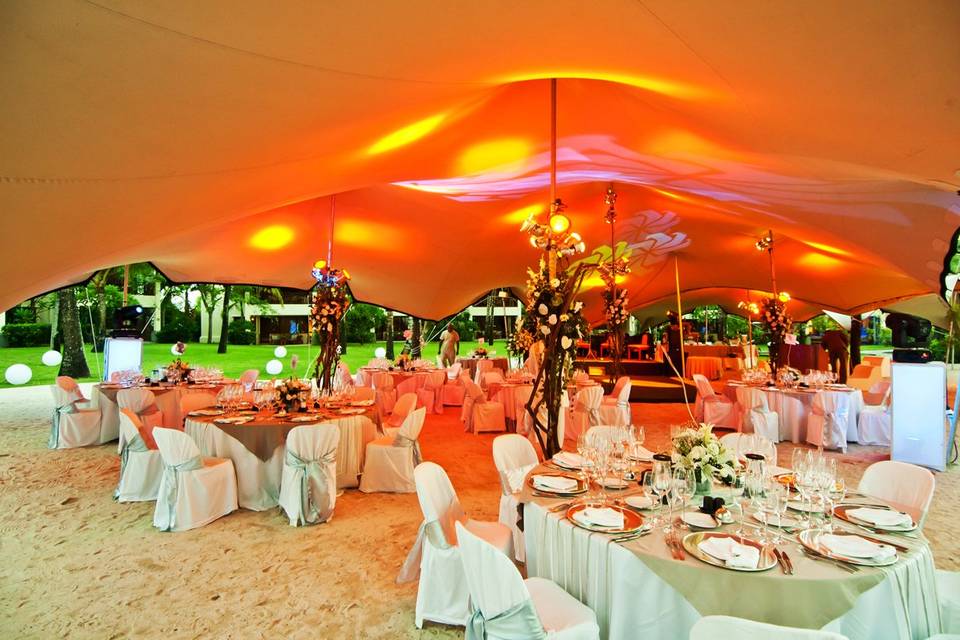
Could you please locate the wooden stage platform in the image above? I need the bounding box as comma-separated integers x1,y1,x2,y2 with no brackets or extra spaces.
577,359,699,403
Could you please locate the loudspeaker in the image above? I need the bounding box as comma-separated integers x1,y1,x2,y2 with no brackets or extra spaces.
885,313,932,349
892,348,932,363
111,305,146,338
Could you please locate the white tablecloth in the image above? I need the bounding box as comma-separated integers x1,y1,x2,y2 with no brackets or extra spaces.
185,414,376,510
724,384,864,444
94,383,220,441
524,495,940,640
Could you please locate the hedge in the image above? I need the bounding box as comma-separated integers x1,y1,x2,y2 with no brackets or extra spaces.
2,323,52,347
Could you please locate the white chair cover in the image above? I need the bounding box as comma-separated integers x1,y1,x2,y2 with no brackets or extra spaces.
335,362,353,389
858,460,935,526
936,570,960,634
352,386,376,402
693,375,735,427
735,386,780,443
239,369,259,391
691,615,848,639
399,462,513,628
385,392,418,435
481,370,505,391
115,409,163,502
416,370,447,415
447,362,463,380
278,423,339,526
598,376,631,426
567,385,603,445
719,432,778,466
117,387,165,433
372,372,398,419
806,391,850,452
463,378,505,434
456,521,600,640
49,376,102,448
857,387,891,446
492,434,539,562
359,407,426,493
473,359,495,385
152,427,238,532
513,385,536,436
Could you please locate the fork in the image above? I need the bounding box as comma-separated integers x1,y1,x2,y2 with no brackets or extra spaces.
798,547,859,573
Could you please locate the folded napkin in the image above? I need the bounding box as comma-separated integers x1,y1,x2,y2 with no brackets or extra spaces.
629,446,655,462
574,507,624,529
820,534,896,560
698,536,760,569
505,463,538,494
552,452,585,469
846,507,912,528
532,475,579,492
216,416,254,425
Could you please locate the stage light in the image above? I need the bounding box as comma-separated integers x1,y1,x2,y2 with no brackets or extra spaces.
549,214,571,234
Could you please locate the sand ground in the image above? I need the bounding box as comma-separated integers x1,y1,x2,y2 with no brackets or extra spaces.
1,385,956,639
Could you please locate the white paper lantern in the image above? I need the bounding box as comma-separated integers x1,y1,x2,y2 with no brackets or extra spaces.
41,350,63,367
170,344,182,356
273,346,288,358
265,359,283,375
374,347,387,359
5,364,32,385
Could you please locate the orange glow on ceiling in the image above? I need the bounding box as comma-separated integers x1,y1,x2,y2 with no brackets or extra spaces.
582,274,627,290
336,219,404,248
367,113,446,155
500,71,709,100
798,252,844,271
249,225,294,251
647,130,722,156
650,187,692,203
501,203,545,225
804,241,852,257
456,137,531,175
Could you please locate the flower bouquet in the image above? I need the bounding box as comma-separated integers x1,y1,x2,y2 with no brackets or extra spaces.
671,423,736,491
472,346,489,359
276,377,308,414
166,358,191,383
394,352,411,371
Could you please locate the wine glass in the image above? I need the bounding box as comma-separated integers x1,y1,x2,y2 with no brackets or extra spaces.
642,472,662,528
673,467,695,530
728,466,747,538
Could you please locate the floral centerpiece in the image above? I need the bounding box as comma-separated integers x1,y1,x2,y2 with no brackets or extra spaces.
508,315,535,361
760,293,792,375
276,377,308,413
309,260,351,391
671,423,736,492
394,352,411,370
472,346,488,359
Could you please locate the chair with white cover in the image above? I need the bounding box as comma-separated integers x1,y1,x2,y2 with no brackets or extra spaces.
463,378,506,434
862,378,891,407
735,386,779,442
492,434,539,562
239,368,259,391
278,423,339,526
416,370,447,415
398,462,513,628
719,432,777,466
847,364,881,393
806,391,850,452
481,369,505,392
936,570,960,634
372,371,398,420
443,365,467,407
384,392,418,437
692,375,735,427
49,376,102,448
598,377,632,426
359,407,426,493
474,358,495,385
115,409,163,502
455,520,599,640
858,460,935,527
566,385,603,446
857,384,892,446
352,386,376,402
152,427,238,532
117,387,166,432
690,615,848,639
447,362,463,381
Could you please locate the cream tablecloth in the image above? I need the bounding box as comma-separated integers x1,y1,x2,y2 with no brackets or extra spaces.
185,409,377,510
723,383,864,443
94,383,221,441
522,466,941,640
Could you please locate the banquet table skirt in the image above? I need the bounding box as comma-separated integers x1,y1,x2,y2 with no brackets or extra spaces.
457,357,509,378
524,500,941,640
95,383,220,440
358,369,433,396
686,356,724,380
492,383,534,422
724,384,864,444
185,414,376,510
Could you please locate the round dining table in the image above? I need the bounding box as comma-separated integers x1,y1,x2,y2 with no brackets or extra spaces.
358,367,437,395
520,463,941,640
94,381,224,441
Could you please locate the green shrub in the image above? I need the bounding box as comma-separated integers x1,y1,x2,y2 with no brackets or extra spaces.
2,323,52,347
227,319,256,345
156,316,199,343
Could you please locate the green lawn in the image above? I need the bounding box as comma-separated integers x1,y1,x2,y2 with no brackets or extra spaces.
0,340,496,389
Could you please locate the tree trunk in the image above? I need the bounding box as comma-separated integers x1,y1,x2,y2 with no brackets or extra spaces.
385,311,395,359
58,288,90,379
218,285,231,354
96,285,107,349
850,314,862,367
411,317,422,358
206,309,215,344
485,293,495,344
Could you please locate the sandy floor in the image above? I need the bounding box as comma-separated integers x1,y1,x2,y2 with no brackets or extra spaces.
0,386,956,639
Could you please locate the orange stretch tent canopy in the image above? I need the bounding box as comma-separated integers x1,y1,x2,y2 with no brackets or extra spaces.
1,2,958,322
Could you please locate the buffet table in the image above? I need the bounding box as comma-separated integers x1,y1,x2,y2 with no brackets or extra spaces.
184,405,377,510
521,465,941,640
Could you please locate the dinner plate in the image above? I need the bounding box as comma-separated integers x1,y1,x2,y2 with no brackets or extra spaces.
600,476,631,490
188,409,224,417
551,453,585,470
290,415,320,423
565,504,644,534
834,504,917,532
624,495,657,510
682,532,777,572
682,512,719,529
797,529,898,567
527,472,588,496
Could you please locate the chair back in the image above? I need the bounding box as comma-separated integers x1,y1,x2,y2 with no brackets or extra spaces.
239,369,260,390
352,386,375,402
463,378,486,402
482,370,505,388
455,521,539,624
474,359,495,385
691,615,848,639
858,460,935,526
372,372,395,391
609,375,629,398
738,386,770,412
398,407,426,442
426,370,446,390
181,391,217,415
447,362,462,380
492,434,538,494
286,423,340,461
118,408,145,449
117,387,157,414
413,462,465,546
614,377,632,404
152,427,202,466
719,432,777,466
392,392,418,420
640,334,650,346
575,385,604,411
335,362,353,387
693,374,715,399
52,376,84,408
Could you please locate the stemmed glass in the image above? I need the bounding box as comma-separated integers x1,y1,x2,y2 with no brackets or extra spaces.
728,467,748,538
642,472,663,528
673,467,695,530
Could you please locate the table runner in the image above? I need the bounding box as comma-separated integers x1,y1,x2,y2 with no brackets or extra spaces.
521,463,940,639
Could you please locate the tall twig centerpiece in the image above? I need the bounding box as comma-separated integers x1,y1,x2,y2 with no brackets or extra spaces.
309,260,351,390
598,184,631,377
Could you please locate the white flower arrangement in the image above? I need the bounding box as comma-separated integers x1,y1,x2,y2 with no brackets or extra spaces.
671,423,736,483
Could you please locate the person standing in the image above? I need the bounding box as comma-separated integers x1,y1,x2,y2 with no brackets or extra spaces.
440,324,460,367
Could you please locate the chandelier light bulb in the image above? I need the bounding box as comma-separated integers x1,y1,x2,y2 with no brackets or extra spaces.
549,213,571,234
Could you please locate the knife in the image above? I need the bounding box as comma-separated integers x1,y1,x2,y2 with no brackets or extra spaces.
773,548,788,574
781,550,795,574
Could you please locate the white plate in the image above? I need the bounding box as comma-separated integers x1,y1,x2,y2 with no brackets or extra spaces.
600,476,631,490
624,495,656,510
682,512,719,529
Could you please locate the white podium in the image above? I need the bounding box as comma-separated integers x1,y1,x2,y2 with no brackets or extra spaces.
103,337,144,382
891,361,947,471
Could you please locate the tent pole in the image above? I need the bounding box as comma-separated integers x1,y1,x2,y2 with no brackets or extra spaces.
674,256,686,378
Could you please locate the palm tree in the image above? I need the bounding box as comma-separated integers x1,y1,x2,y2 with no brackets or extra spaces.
196,284,223,344
385,310,395,359
57,288,90,378
217,285,231,354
